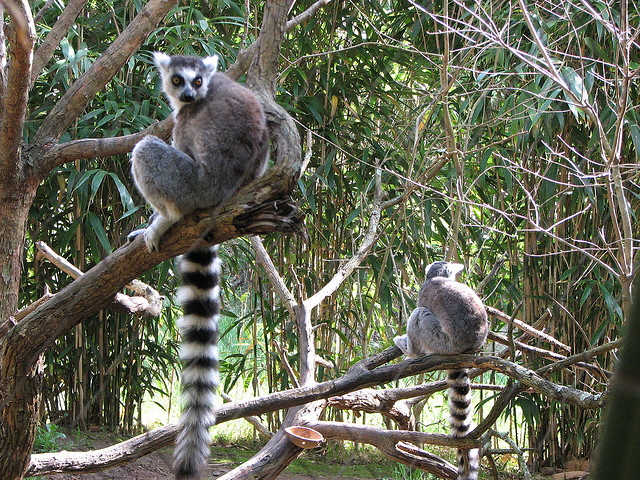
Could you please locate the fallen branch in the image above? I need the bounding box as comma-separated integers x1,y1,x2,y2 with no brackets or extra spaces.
28,348,607,475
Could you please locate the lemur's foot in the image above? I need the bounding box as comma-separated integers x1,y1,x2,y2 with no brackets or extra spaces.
143,228,162,252
127,227,160,252
128,212,163,252
393,335,409,355
127,228,145,242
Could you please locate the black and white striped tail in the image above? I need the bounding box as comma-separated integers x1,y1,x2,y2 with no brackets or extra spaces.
448,369,480,480
174,246,221,480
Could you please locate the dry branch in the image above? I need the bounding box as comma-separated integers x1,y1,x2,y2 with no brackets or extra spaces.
28,347,610,476
220,392,272,441
304,169,383,311
34,241,163,318
328,388,414,428
251,236,297,316
487,331,606,378
308,421,475,479
486,305,571,353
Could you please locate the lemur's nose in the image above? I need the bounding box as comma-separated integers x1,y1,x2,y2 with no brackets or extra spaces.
180,92,196,103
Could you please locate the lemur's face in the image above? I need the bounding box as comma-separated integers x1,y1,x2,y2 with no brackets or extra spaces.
425,261,464,280
153,52,218,109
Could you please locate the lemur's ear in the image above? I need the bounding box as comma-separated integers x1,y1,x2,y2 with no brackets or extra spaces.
153,52,171,71
447,263,465,277
202,55,219,77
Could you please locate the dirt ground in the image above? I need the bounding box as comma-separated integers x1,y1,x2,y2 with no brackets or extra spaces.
38,451,377,480
35,434,383,480
38,452,354,480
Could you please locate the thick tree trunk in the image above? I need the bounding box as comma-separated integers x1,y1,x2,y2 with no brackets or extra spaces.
0,182,40,480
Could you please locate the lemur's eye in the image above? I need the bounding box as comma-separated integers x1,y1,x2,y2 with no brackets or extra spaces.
193,76,203,87
171,75,183,86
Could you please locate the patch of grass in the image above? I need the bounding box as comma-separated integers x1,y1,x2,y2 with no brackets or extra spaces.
33,423,66,453
211,439,399,479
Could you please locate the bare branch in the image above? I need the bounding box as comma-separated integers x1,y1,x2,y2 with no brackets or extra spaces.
0,0,35,175
490,430,532,480
536,339,622,377
486,305,571,353
28,348,608,476
10,185,303,370
35,241,163,319
226,0,334,81
304,169,382,310
32,0,56,23
309,420,476,461
272,338,300,388
251,236,297,316
285,0,332,30
220,392,272,441
14,292,54,323
41,117,174,167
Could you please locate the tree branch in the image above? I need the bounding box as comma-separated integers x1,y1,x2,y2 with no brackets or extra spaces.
35,241,162,318
286,0,332,30
308,420,475,477
41,117,174,167
28,348,608,475
226,0,334,83
0,0,35,176
486,305,571,353
9,173,304,371
251,236,297,316
304,169,383,311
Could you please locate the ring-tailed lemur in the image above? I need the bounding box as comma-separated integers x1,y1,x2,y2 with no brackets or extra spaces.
129,52,269,480
394,261,488,480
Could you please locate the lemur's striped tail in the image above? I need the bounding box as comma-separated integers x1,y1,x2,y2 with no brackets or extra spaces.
448,369,480,480
174,246,221,480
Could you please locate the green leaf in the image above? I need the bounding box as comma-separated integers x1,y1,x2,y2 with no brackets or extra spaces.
87,212,112,254
90,170,107,197
107,172,135,213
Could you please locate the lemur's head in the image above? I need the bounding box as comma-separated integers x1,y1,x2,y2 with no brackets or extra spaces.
153,52,219,111
425,261,464,281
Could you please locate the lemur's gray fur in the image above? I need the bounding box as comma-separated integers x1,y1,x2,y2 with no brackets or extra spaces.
129,52,268,480
394,261,488,480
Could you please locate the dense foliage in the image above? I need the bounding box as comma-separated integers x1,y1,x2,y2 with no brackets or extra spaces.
22,0,638,470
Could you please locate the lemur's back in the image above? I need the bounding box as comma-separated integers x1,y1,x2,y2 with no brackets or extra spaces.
173,73,268,196
418,277,488,352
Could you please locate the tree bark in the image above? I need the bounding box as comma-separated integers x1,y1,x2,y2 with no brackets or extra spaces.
0,191,41,480
0,1,182,478
0,2,39,477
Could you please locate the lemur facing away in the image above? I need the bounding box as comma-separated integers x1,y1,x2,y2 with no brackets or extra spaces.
394,261,489,480
129,52,269,480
